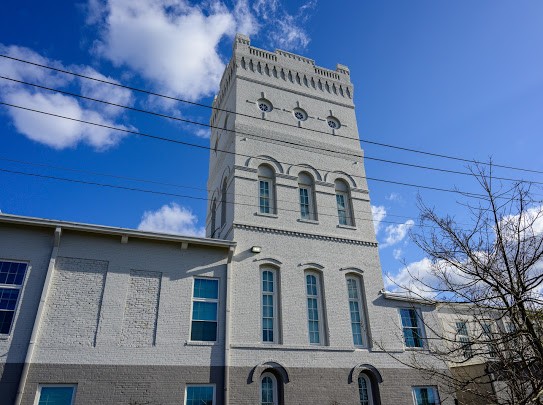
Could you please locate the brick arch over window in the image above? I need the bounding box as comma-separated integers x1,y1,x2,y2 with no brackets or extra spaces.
249,361,290,384
349,364,383,405
324,171,357,189
245,155,284,174
286,164,322,181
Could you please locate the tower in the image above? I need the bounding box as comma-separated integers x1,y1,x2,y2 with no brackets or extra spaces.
207,34,450,405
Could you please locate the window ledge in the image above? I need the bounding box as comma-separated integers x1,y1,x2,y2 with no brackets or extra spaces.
230,343,355,352
185,340,219,347
337,224,357,230
0,335,9,341
297,218,319,225
255,212,278,218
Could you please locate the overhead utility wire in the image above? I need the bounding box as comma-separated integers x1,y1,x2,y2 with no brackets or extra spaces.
1,75,540,188
1,53,542,176
0,155,418,221
0,166,438,229
0,101,490,201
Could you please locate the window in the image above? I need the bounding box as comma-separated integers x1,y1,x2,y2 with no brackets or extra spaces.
298,172,316,220
262,268,278,343
482,323,497,358
400,308,424,348
0,260,27,335
190,278,219,342
456,321,473,359
260,372,278,405
36,385,76,405
221,178,227,228
358,374,372,405
185,385,215,405
305,272,325,345
335,179,353,226
210,199,217,238
412,386,440,405
258,165,276,214
347,276,367,347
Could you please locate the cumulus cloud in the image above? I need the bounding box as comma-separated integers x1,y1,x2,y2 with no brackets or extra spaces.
380,219,414,249
386,192,402,202
371,205,386,235
0,44,133,150
385,257,438,299
138,202,205,237
392,248,403,260
88,0,315,101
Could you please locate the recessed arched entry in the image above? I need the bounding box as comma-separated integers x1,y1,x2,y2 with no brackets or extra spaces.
249,361,290,405
348,364,383,405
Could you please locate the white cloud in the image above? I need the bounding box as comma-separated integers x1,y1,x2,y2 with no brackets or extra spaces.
138,202,205,237
386,192,402,202
0,44,133,150
385,257,438,299
380,219,414,249
89,0,314,101
393,248,403,260
371,205,386,235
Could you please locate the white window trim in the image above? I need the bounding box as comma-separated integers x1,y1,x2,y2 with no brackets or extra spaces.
189,277,219,343
261,268,279,344
336,191,351,226
399,307,427,350
456,320,473,359
358,373,373,405
0,260,28,336
346,276,368,348
305,271,326,346
34,384,77,405
411,386,440,405
258,178,274,215
184,384,216,405
298,186,315,220
260,372,278,405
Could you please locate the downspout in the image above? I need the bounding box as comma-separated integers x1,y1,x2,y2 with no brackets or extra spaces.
15,226,62,405
224,245,235,405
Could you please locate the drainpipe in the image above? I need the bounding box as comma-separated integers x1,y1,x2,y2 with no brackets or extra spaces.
224,245,235,405
15,226,62,405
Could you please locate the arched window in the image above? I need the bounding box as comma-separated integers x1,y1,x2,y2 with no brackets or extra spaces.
210,199,217,238
258,165,276,214
335,179,353,226
346,275,368,347
261,372,278,405
358,374,373,405
305,271,326,345
298,172,316,220
262,267,279,343
221,178,227,227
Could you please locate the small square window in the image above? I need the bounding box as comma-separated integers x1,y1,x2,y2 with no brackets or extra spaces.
35,385,77,405
185,384,215,405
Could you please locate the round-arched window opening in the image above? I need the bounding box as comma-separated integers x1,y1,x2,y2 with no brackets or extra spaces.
293,108,308,121
257,98,273,113
327,116,341,129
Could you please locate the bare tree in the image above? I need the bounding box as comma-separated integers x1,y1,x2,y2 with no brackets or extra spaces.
390,164,543,404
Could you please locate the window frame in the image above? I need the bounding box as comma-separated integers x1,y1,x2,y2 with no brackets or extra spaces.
399,308,426,349
189,277,219,343
334,179,354,227
0,260,28,336
34,384,77,405
220,178,228,228
298,172,317,221
261,268,279,344
305,271,326,345
346,275,368,348
455,320,473,359
184,384,216,405
357,373,373,405
260,372,278,405
257,165,276,215
412,386,440,405
481,322,497,358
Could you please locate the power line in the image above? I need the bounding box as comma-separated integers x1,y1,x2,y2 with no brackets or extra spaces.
0,101,490,200
2,75,541,188
1,53,542,176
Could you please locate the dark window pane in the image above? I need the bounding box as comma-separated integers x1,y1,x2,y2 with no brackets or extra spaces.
0,311,15,334
38,386,75,405
191,321,217,341
193,279,218,299
186,386,214,405
192,302,217,321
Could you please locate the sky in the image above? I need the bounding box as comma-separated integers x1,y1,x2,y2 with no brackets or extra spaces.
1,0,543,291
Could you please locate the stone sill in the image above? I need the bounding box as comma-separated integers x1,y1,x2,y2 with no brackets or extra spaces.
185,340,219,347
337,224,357,230
230,343,355,352
297,218,319,225
255,212,278,219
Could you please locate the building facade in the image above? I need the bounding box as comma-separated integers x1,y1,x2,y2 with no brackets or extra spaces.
0,35,453,404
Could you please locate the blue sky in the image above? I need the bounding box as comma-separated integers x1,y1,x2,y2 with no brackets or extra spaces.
1,0,543,288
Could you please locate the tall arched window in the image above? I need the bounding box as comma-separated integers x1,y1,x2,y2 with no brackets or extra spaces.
298,172,316,220
210,199,217,238
346,275,368,347
261,372,278,405
258,165,276,214
262,267,279,343
358,374,372,405
221,178,227,227
335,179,353,226
305,271,326,345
